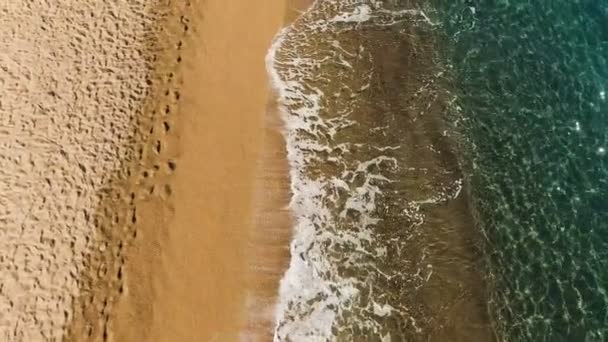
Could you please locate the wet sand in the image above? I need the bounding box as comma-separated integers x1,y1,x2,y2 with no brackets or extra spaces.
106,1,294,341
245,1,315,340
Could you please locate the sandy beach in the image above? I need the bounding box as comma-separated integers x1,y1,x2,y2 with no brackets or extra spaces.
2,0,307,340
8,1,599,341
106,1,301,341
1,1,177,340
4,0,490,341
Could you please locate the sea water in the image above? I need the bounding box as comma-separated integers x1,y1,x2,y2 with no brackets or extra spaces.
268,1,491,340
436,1,608,341
269,0,608,341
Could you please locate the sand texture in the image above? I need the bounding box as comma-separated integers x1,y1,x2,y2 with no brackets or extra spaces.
0,0,311,340
0,0,184,341
106,1,290,341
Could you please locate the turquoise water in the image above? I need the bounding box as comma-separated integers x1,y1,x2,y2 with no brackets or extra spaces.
435,1,608,340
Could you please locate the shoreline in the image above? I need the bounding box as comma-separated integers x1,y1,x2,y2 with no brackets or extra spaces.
244,1,315,340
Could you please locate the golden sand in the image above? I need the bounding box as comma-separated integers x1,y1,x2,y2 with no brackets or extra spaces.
106,1,310,341
149,1,285,339
2,0,496,340
1,0,309,340
0,1,177,340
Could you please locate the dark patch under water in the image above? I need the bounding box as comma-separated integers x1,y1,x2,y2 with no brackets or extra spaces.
434,1,608,340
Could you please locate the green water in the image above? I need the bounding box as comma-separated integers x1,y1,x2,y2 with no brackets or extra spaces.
434,1,608,340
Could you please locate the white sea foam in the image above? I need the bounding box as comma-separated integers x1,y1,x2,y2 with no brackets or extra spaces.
330,4,372,23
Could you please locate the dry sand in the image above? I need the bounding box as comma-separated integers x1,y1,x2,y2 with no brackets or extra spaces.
0,1,174,341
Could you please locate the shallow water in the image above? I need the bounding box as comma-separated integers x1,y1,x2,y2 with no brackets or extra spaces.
269,1,492,340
